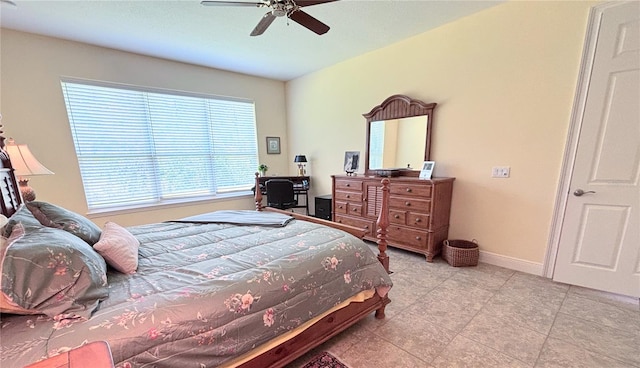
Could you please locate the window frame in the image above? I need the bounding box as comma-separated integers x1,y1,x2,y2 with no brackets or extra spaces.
60,78,259,215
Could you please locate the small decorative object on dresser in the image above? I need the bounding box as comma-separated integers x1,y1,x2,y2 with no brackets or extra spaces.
344,151,359,176
419,161,435,179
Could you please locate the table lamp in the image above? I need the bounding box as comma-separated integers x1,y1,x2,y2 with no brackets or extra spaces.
5,138,54,201
294,155,307,176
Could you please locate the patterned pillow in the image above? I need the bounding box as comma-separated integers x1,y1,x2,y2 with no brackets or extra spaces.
26,201,102,246
0,223,109,318
2,204,42,238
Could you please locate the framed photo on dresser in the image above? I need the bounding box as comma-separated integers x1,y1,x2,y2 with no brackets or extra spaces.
419,161,435,179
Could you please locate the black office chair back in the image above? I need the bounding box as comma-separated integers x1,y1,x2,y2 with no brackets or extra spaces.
266,180,297,210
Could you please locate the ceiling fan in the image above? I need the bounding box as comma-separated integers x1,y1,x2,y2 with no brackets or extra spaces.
200,0,338,36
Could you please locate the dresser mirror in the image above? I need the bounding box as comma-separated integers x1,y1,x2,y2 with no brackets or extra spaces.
363,95,436,176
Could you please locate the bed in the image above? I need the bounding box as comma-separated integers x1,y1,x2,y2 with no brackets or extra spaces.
0,135,392,368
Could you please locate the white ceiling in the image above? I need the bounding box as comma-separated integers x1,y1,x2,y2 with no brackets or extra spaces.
0,0,502,81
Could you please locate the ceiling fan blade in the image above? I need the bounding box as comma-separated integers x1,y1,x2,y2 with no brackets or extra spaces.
250,12,277,36
295,0,338,7
289,9,330,35
200,1,266,7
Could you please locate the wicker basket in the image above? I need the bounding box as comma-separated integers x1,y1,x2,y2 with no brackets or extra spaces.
442,239,479,267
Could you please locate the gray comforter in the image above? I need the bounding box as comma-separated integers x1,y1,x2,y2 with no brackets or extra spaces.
0,218,392,367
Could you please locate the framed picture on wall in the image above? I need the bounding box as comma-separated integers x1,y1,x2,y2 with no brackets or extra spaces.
419,161,435,179
266,137,280,154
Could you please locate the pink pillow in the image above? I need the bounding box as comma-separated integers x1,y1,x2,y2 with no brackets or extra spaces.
93,222,139,274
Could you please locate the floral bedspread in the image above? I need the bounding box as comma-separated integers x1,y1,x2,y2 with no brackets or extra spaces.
0,218,392,367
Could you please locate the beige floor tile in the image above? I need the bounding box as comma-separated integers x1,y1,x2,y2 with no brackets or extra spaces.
535,337,636,368
404,285,489,333
549,313,640,366
460,310,547,365
373,309,456,363
431,335,531,368
567,285,639,312
447,269,509,292
560,293,640,334
483,294,558,335
338,332,429,368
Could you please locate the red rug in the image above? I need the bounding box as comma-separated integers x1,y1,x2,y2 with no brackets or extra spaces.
302,352,349,368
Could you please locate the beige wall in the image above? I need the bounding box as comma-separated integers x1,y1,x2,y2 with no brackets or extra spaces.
0,29,288,226
286,1,597,265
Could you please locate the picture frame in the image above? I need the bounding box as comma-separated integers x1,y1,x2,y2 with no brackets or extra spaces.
419,161,435,179
266,137,280,154
343,151,360,175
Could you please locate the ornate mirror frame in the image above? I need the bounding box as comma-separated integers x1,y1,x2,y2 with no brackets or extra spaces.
363,95,437,176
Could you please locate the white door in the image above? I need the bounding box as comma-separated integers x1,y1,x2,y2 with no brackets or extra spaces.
553,1,640,298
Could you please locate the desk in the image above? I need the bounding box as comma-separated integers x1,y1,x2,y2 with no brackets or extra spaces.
257,176,310,215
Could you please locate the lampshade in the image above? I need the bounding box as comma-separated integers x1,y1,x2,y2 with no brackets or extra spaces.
5,138,53,201
293,155,307,163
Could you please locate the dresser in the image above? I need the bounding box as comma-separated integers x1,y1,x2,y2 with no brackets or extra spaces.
332,175,454,262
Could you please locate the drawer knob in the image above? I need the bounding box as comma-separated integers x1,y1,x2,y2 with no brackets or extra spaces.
339,205,344,209
346,183,351,187
352,208,358,213
338,220,342,223
415,236,421,240
405,201,411,206
346,194,351,198
365,225,369,229
415,218,421,222
394,214,400,219
406,188,412,192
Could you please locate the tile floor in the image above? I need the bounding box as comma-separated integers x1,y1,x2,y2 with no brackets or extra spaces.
288,245,640,368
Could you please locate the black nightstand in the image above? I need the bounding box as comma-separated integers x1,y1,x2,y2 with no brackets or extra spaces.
314,195,332,220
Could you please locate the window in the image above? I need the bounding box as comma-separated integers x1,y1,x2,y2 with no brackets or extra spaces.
61,79,259,212
368,121,384,169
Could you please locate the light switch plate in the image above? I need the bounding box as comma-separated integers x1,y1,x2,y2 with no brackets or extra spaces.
492,166,510,178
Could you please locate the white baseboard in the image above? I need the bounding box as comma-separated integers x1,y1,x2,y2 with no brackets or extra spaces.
479,250,544,276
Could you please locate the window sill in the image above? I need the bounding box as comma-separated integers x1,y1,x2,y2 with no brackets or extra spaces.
85,190,254,218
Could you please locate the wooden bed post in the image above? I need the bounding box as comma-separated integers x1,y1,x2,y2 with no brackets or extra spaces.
254,172,263,211
374,178,391,320
376,178,390,273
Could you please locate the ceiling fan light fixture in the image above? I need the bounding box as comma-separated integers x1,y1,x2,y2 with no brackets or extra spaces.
202,0,336,36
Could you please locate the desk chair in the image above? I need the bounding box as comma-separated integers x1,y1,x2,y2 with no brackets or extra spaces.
266,179,298,210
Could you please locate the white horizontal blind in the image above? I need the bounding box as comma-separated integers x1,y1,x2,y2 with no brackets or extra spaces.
61,80,258,210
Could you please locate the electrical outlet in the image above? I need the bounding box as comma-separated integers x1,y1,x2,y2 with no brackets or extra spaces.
492,166,510,178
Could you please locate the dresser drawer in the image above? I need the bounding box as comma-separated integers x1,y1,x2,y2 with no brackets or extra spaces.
335,215,375,236
387,225,429,249
334,201,348,214
334,190,363,202
389,196,431,212
390,183,432,198
389,209,406,225
407,212,430,229
348,203,363,216
335,179,363,191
